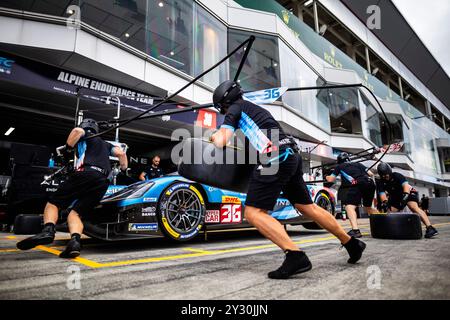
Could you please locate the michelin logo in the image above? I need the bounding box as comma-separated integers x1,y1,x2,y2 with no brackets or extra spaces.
129,223,158,231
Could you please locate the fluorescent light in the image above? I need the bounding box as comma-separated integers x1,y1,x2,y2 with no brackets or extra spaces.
158,2,164,7
124,33,130,38
4,127,15,136
404,94,411,100
304,0,313,7
371,67,379,75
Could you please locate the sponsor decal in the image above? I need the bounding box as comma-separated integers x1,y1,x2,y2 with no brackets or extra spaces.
195,109,217,129
143,197,158,202
0,56,15,75
179,225,202,239
324,45,343,69
142,206,156,217
243,87,288,105
166,183,190,196
205,210,220,223
220,204,242,224
128,223,158,231
105,186,125,196
276,199,290,206
221,196,241,204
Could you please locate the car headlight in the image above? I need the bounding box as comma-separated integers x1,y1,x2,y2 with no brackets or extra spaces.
102,182,154,202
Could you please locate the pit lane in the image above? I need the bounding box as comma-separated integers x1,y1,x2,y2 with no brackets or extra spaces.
1,217,449,299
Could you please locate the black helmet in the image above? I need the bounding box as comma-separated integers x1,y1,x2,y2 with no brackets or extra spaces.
79,118,99,134
337,152,350,164
213,80,243,114
377,162,392,178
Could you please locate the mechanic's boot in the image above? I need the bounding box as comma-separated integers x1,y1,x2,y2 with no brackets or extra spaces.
16,223,55,250
59,234,81,259
424,225,438,239
268,250,312,279
347,229,362,238
343,237,366,264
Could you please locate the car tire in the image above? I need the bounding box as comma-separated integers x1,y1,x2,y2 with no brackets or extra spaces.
370,213,422,239
157,182,206,242
14,214,43,235
303,192,334,230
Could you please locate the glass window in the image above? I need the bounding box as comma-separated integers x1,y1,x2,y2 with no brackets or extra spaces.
193,3,228,87
380,114,411,154
0,0,80,16
278,41,330,131
318,87,362,135
146,0,193,75
228,29,281,91
361,93,382,146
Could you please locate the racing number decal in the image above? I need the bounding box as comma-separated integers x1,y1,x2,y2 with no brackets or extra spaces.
220,204,242,224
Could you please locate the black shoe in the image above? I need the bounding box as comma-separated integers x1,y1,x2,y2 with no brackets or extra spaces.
343,237,366,264
59,237,81,259
268,250,312,279
16,225,55,250
347,229,362,238
425,226,438,239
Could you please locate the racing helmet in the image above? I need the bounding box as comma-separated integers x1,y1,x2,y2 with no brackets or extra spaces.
213,80,243,114
79,118,99,134
337,152,350,164
377,162,392,179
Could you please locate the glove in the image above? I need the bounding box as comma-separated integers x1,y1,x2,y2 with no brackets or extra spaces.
400,192,410,208
60,144,74,165
380,200,389,213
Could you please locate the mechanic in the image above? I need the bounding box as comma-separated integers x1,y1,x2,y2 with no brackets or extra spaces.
210,80,366,280
376,162,438,238
139,155,163,181
325,153,378,238
420,194,430,214
16,118,128,258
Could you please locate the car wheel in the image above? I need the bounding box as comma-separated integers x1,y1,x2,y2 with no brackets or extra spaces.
303,191,334,230
158,182,205,241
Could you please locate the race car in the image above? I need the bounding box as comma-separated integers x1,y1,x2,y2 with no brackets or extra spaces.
82,174,337,241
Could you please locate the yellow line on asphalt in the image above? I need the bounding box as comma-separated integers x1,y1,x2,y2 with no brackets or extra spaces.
35,245,103,268
183,248,216,254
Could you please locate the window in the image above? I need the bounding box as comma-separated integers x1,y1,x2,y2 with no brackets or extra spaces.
318,87,362,135
146,0,193,75
278,41,330,130
228,29,281,91
361,94,381,146
380,114,411,154
193,3,228,87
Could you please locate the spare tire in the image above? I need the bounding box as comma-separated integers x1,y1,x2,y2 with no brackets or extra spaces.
14,214,43,235
369,213,422,240
178,138,254,193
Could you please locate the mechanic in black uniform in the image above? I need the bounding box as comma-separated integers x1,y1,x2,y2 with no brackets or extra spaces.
376,162,438,238
325,152,378,238
210,80,366,279
17,119,128,257
139,155,163,181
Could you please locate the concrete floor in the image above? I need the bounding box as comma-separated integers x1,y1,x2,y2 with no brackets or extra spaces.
0,217,449,300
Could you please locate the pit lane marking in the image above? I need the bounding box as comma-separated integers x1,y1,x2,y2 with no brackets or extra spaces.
4,222,450,268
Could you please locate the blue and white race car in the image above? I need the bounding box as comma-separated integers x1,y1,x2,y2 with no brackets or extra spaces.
83,174,337,241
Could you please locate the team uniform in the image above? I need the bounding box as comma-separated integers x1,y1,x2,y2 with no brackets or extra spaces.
221,100,312,211
330,162,375,207
143,166,163,180
49,133,113,217
376,172,419,210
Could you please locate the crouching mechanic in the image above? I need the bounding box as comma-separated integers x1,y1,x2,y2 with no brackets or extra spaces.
325,152,378,238
210,80,366,279
17,119,128,257
376,162,438,238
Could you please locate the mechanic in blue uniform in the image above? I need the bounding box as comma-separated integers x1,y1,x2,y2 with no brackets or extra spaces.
17,119,128,257
139,155,163,181
210,80,366,279
377,162,438,238
325,152,378,238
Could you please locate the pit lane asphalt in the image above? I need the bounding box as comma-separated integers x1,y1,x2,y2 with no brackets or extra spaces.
0,217,449,300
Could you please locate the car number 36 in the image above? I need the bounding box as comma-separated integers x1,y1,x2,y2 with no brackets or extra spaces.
220,204,242,223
